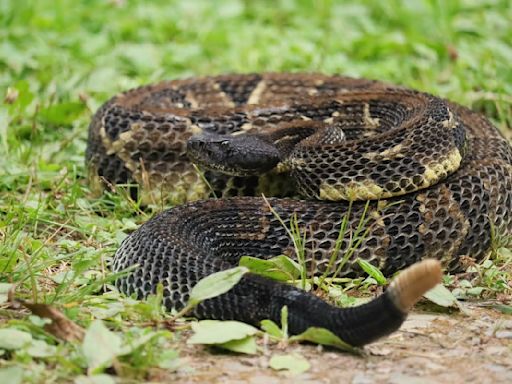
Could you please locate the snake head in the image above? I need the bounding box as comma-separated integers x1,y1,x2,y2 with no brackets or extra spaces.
187,133,281,176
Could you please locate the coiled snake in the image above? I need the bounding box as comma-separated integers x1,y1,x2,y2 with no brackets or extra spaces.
86,74,512,346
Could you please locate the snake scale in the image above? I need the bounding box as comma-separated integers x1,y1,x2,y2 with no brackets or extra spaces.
86,73,512,346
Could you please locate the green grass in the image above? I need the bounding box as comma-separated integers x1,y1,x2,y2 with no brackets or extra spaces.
1,0,512,381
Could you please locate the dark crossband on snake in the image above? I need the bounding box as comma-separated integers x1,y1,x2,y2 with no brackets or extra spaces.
86,73,512,346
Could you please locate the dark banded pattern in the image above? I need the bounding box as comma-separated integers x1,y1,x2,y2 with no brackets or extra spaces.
86,74,512,345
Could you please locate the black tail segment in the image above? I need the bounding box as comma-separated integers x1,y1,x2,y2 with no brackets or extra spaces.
205,259,442,347
284,259,442,346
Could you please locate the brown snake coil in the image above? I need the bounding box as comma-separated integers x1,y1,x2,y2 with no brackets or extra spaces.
86,74,512,346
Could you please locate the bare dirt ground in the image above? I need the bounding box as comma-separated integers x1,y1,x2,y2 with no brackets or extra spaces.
153,305,511,384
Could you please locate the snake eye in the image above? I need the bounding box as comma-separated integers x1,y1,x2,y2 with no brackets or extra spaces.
220,140,230,147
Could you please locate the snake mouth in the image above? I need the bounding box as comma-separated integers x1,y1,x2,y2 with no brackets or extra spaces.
187,133,281,176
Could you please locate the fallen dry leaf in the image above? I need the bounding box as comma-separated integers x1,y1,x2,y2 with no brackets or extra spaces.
19,301,84,342
8,284,85,342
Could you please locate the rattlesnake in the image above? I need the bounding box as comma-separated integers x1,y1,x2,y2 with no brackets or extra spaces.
86,74,512,345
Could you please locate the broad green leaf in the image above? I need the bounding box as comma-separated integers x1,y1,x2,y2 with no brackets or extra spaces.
289,327,356,352
423,284,458,307
335,291,361,307
26,339,57,357
0,329,32,350
82,320,122,373
458,279,473,289
497,247,512,259
240,255,301,281
357,259,387,285
0,366,23,384
269,353,310,375
188,267,248,306
260,320,283,338
218,336,258,354
467,286,485,296
261,306,289,339
188,320,258,345
157,350,181,370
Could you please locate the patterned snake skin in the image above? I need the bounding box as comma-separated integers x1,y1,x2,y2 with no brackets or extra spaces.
86,74,512,346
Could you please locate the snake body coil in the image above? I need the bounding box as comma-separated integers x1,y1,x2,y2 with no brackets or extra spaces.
87,74,512,346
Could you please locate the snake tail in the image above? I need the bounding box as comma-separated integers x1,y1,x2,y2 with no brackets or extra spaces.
256,259,442,346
